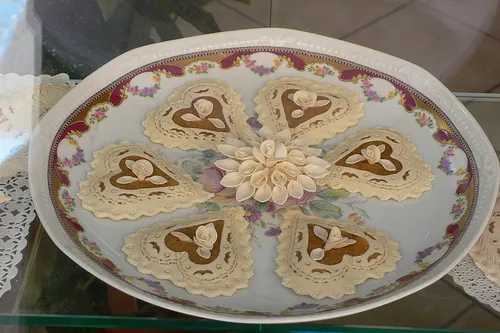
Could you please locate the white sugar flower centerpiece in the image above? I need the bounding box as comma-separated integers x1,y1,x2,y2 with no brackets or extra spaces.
214,126,331,204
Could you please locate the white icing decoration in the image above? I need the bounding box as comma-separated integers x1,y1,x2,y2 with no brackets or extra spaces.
215,126,331,204
171,223,218,259
345,144,396,171
311,225,357,261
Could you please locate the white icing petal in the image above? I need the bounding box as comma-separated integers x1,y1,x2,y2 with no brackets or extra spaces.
272,185,288,205
274,142,287,160
379,159,397,171
270,169,288,186
181,113,202,122
214,159,240,172
287,180,304,199
280,161,301,177
259,126,274,140
304,156,331,169
196,247,211,259
220,172,245,188
304,164,329,178
171,231,193,243
288,139,308,149
236,181,255,202
291,109,304,118
287,149,306,165
250,170,268,188
125,160,135,170
297,175,317,192
329,226,342,240
254,184,272,202
313,99,331,107
217,144,238,157
310,248,325,261
239,160,262,177
313,225,329,242
208,118,226,129
235,147,254,160
227,137,247,148
252,146,266,164
116,176,137,184
324,238,357,251
301,147,322,157
146,175,168,185
345,154,365,164
274,128,291,144
377,144,386,153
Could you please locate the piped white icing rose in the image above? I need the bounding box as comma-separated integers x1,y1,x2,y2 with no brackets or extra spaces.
345,144,396,171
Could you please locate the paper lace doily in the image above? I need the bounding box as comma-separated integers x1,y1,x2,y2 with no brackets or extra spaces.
0,172,36,297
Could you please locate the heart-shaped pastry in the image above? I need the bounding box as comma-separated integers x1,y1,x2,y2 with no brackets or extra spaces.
143,80,251,151
77,142,213,220
318,128,435,201
254,77,364,144
276,209,401,299
123,207,253,298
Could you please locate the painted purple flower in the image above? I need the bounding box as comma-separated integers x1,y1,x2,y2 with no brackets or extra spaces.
439,157,452,173
444,148,454,157
243,204,262,222
72,150,84,164
247,116,263,129
254,65,272,75
201,64,208,72
366,89,381,102
292,302,318,310
62,158,72,167
264,227,281,237
200,166,224,193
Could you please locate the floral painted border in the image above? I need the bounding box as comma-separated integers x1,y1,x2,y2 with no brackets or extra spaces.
187,61,216,75
360,78,399,103
241,54,286,76
307,64,336,78
438,145,466,176
86,105,109,125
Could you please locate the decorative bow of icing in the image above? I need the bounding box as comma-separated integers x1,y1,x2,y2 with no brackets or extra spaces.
345,144,396,171
171,223,218,259
116,159,168,185
180,99,225,129
310,225,357,261
290,90,330,119
214,126,331,204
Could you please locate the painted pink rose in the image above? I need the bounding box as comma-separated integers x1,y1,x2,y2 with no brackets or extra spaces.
201,166,224,193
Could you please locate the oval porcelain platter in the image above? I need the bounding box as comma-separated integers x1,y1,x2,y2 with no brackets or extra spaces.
29,28,499,323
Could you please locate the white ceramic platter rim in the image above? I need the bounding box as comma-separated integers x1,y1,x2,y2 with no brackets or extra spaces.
29,28,499,323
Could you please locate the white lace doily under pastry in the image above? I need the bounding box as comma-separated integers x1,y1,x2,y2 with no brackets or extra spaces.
450,192,500,312
0,172,36,297
0,73,73,181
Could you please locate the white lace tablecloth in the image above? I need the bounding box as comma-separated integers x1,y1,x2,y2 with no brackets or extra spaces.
0,172,35,297
0,73,73,297
450,255,500,312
